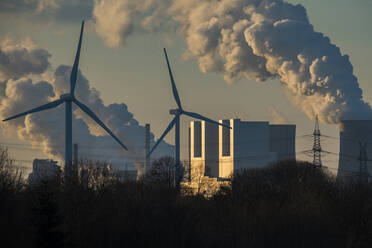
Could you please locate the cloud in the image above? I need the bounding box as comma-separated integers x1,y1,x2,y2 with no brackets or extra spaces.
0,37,51,81
92,0,171,47
0,0,93,22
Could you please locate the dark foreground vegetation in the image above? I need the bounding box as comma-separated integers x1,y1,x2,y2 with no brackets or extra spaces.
1,150,372,247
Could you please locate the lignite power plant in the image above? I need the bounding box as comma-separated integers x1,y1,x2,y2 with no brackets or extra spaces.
188,119,296,180
2,22,371,184
187,118,372,183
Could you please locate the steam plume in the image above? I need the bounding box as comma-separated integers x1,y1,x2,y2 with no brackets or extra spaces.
93,0,372,123
0,37,50,81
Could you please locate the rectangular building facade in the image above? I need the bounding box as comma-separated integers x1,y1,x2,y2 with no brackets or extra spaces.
269,124,296,161
189,119,297,180
218,119,277,178
190,121,219,179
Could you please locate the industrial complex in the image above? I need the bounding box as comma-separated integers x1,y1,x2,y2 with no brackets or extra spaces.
187,119,296,192
6,22,372,187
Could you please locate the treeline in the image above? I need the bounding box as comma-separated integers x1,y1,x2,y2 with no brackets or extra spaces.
1,149,372,247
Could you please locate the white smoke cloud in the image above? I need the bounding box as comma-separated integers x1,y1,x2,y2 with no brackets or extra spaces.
0,0,93,23
0,39,173,169
92,0,372,124
93,0,170,47
0,37,51,81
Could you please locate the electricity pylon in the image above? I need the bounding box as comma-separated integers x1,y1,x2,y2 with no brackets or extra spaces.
313,115,322,167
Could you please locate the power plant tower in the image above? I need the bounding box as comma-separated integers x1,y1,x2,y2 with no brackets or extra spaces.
312,115,322,167
147,48,230,183
189,121,219,178
2,21,128,173
338,120,372,182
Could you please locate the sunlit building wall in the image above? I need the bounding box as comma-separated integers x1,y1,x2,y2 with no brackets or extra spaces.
190,121,219,179
189,119,296,181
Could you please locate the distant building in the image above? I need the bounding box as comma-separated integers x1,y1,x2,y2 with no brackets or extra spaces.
269,124,296,161
218,119,278,178
189,119,296,181
189,121,219,179
337,120,372,182
28,159,61,184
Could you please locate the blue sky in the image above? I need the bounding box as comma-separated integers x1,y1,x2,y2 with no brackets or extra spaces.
0,0,371,173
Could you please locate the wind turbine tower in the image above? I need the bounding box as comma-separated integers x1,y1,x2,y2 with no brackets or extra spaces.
3,21,128,173
147,48,230,179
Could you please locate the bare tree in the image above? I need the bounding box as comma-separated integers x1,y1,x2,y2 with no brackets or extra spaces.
0,146,23,192
146,156,185,189
189,162,220,196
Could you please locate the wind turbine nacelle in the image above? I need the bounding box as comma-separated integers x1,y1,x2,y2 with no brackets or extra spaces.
169,109,181,115
60,93,75,101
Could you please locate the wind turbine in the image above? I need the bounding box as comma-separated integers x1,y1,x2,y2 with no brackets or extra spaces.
3,21,128,172
147,48,230,168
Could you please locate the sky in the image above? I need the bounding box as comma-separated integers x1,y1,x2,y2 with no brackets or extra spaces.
0,0,371,175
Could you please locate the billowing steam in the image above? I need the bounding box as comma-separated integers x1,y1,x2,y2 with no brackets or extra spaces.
0,38,173,169
0,37,50,81
93,0,372,124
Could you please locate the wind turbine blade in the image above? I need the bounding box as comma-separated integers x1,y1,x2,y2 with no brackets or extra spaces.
70,21,85,95
73,99,128,151
163,48,182,109
148,115,178,157
182,111,231,129
3,99,64,122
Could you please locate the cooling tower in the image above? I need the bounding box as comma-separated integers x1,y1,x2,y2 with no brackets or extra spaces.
338,120,372,181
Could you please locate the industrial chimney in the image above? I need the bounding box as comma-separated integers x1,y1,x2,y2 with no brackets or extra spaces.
338,120,372,182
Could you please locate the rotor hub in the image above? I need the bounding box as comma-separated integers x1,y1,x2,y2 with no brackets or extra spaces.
169,109,181,115
60,93,74,101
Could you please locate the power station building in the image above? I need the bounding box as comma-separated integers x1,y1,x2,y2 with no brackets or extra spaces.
28,159,61,184
189,121,219,179
338,120,372,182
189,119,296,180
